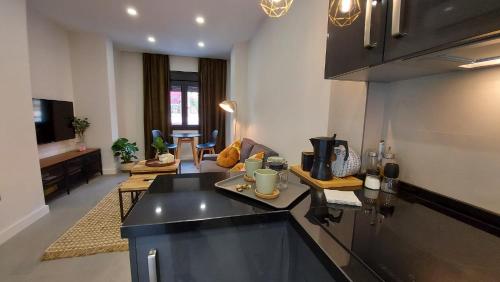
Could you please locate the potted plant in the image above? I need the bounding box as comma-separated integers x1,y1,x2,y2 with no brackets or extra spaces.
152,136,166,158
72,117,90,151
112,138,139,171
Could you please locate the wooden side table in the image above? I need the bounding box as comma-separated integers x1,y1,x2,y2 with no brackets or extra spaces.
130,159,181,175
119,174,160,221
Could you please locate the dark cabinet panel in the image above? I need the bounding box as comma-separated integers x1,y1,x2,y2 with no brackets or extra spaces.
384,0,500,61
129,222,340,282
325,0,388,78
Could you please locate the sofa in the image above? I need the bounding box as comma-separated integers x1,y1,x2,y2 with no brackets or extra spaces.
199,138,278,173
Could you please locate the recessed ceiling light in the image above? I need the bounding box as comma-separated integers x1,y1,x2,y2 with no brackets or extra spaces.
195,16,205,25
126,7,138,17
148,36,156,43
198,41,205,48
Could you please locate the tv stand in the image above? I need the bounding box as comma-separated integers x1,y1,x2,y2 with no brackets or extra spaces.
39,148,102,199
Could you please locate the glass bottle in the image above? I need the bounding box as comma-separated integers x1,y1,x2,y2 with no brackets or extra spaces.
366,151,379,176
269,162,288,190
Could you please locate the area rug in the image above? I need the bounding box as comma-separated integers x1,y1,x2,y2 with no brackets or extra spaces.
41,187,132,260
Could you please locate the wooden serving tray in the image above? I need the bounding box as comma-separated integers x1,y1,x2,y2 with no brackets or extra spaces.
290,165,362,190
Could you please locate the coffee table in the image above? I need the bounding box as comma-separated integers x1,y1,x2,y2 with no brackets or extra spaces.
118,174,163,221
130,159,181,175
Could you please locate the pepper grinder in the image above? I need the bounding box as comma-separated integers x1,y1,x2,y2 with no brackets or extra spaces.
381,163,399,194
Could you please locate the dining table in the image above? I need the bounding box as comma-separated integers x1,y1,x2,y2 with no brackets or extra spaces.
171,132,202,166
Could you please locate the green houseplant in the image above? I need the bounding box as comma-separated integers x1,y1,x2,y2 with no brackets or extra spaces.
112,138,139,171
152,136,166,158
72,117,90,151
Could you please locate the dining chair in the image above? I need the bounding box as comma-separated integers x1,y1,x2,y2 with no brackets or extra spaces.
196,130,218,162
151,130,177,154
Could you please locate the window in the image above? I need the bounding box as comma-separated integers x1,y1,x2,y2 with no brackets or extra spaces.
169,72,199,129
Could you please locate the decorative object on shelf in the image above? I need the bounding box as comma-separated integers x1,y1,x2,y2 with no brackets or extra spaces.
158,153,175,164
332,146,360,177
145,159,175,167
329,0,361,27
260,0,294,18
219,100,239,140
112,138,139,171
72,117,90,151
151,136,167,158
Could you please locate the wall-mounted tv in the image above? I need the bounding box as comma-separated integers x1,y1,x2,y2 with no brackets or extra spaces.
32,99,75,144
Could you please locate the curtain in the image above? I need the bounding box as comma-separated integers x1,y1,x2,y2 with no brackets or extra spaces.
143,53,171,159
199,58,227,152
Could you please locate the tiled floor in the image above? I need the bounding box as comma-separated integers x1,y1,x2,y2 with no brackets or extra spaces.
0,161,199,282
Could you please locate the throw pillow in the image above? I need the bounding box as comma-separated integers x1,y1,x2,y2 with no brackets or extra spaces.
229,163,245,172
249,151,265,160
239,138,257,162
216,140,241,168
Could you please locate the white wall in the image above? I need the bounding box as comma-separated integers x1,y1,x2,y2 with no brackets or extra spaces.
241,0,332,164
115,51,145,160
328,81,367,154
69,32,119,174
0,0,49,245
27,7,77,158
170,56,198,72
228,42,249,144
365,68,500,214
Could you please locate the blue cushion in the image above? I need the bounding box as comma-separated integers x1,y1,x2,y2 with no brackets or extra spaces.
196,143,216,149
166,143,177,149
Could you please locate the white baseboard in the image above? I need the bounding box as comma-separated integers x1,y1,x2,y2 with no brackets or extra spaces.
102,168,118,175
0,204,50,246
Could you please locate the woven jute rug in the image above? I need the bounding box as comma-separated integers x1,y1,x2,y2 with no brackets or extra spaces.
41,187,132,260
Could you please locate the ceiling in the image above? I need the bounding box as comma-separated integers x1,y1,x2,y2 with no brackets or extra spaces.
28,0,267,59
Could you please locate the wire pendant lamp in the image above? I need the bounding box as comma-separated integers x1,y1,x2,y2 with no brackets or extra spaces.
329,0,361,27
260,0,294,18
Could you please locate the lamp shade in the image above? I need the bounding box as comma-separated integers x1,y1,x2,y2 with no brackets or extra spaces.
219,100,237,113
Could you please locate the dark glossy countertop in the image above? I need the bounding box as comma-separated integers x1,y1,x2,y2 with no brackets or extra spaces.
121,173,288,238
121,172,499,281
307,187,500,281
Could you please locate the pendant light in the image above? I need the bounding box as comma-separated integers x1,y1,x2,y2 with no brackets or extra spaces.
329,0,362,27
260,0,294,18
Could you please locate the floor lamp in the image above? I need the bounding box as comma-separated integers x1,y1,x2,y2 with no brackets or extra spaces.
219,100,238,141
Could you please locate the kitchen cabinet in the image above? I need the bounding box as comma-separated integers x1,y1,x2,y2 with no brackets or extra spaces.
384,0,500,61
325,0,500,80
129,221,341,282
325,0,387,78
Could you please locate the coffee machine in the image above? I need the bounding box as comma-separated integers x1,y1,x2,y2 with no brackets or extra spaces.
309,134,349,180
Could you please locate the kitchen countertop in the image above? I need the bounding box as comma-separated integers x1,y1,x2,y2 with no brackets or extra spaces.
121,173,289,238
121,172,500,281
305,186,500,281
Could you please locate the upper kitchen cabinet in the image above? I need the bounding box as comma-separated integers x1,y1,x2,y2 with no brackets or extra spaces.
384,0,500,61
325,0,500,81
325,0,388,78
